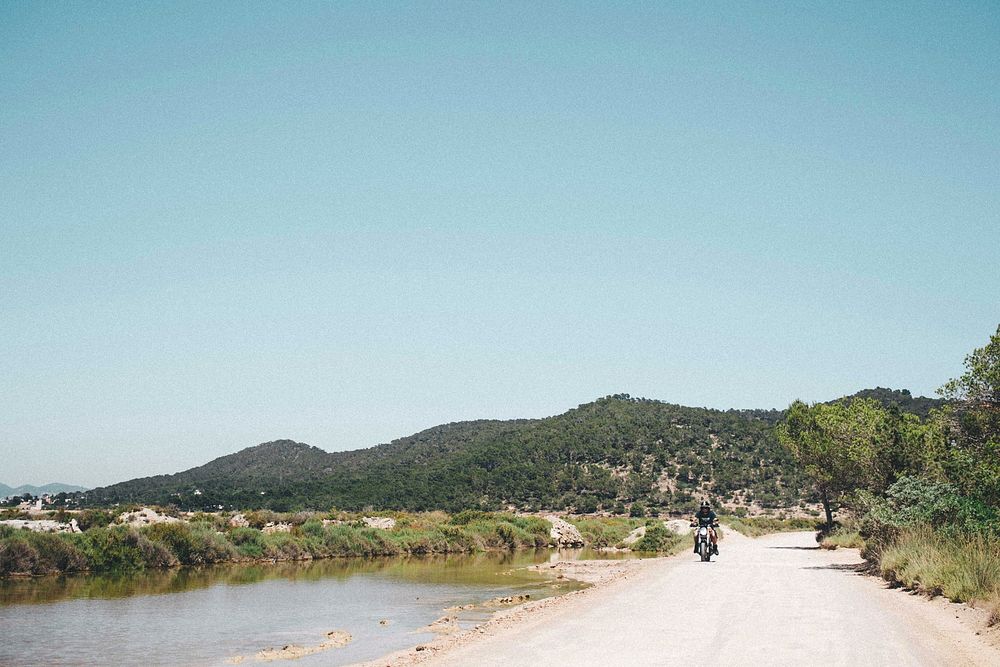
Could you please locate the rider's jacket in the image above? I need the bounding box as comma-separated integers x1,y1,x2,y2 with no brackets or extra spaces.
694,510,717,527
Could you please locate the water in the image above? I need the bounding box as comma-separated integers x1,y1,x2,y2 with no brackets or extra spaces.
0,550,622,666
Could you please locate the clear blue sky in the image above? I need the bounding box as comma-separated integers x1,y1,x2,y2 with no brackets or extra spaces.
2,2,998,488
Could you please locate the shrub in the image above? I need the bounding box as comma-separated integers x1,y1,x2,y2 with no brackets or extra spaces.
228,527,266,558
75,509,115,531
26,533,88,574
723,515,822,538
629,502,646,518
568,517,640,548
0,538,38,575
450,510,491,525
632,524,684,553
79,526,169,571
144,523,237,565
262,532,312,561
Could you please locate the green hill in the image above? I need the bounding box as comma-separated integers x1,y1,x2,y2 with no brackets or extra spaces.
81,390,941,513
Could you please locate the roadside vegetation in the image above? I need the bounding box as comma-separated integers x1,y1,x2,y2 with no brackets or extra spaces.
565,516,643,548
630,523,687,553
721,515,822,538
0,511,552,577
778,324,1000,624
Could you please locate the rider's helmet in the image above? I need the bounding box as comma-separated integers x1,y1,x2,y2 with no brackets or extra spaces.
699,500,711,511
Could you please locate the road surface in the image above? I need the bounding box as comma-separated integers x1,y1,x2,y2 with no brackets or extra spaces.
417,531,995,666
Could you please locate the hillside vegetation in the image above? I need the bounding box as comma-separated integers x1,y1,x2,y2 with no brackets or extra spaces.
78,390,941,514
83,398,802,512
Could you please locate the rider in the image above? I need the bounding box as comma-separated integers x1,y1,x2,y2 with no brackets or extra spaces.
692,500,719,555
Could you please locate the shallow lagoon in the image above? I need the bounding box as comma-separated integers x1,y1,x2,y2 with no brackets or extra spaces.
0,549,623,666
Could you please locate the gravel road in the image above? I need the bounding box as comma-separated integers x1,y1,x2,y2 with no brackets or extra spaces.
419,530,996,666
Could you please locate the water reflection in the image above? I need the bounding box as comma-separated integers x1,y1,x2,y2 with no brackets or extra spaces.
0,549,588,607
0,550,608,667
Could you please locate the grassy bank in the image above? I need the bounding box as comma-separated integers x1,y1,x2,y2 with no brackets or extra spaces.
722,515,823,537
565,516,642,548
868,526,1000,624
0,511,551,577
565,516,688,554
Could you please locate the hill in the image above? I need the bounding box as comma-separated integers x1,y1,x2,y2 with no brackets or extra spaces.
81,389,939,513
835,387,944,418
1,483,89,497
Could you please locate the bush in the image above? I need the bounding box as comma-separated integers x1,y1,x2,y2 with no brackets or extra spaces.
629,502,646,518
26,533,88,574
632,524,684,553
262,532,312,561
0,538,38,575
723,515,822,537
228,527,266,558
568,517,640,548
143,523,236,565
75,509,115,531
79,526,173,571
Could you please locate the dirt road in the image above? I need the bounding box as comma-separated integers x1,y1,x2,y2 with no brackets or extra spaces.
412,531,996,666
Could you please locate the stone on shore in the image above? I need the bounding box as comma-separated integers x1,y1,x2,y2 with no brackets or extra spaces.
545,515,585,547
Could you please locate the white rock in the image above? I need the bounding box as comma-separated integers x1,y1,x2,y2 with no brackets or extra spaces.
545,515,585,547
262,522,292,534
361,517,396,530
0,519,79,534
118,507,181,527
622,525,646,546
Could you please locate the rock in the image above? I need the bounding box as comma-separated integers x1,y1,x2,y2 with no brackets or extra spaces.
228,513,249,528
361,516,396,530
663,519,691,534
0,519,79,534
118,507,181,527
321,630,352,648
622,525,646,546
545,515,585,547
425,615,461,634
261,522,292,534
253,632,352,662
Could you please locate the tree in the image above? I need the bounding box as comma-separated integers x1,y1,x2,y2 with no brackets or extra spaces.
776,399,890,527
937,324,1000,506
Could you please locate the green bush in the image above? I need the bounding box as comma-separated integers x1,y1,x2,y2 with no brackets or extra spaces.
450,510,491,525
228,526,266,558
262,532,312,561
723,515,822,537
25,533,88,574
568,517,640,548
0,537,38,575
144,523,238,565
632,524,684,553
80,526,175,571
75,509,115,531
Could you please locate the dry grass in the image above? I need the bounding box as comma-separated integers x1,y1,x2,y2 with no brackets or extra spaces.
722,515,822,537
820,528,865,550
877,525,1000,605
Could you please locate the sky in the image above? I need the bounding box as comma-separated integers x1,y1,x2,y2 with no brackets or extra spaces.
1,2,998,488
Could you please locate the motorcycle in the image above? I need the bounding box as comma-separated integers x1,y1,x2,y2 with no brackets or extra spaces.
690,522,718,562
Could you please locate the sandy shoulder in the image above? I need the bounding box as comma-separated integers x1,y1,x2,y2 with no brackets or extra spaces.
350,554,676,667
